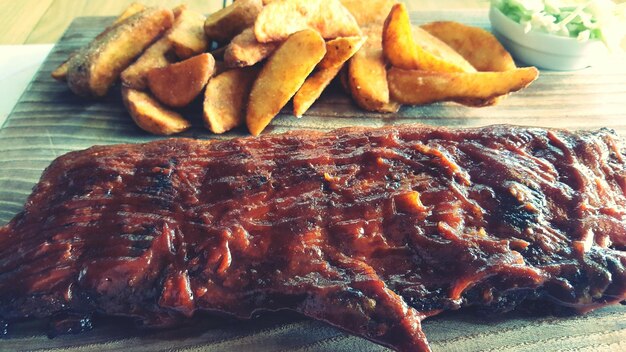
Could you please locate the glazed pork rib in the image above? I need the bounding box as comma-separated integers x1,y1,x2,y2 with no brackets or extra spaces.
1,125,626,351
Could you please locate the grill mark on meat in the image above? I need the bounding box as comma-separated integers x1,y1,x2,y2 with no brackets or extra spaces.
0,125,625,351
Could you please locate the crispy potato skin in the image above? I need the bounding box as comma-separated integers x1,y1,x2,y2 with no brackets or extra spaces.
254,0,361,43
247,29,326,136
55,1,538,135
52,2,147,82
421,21,516,72
293,68,342,118
293,36,365,117
204,66,260,134
168,9,209,59
224,28,280,68
122,7,210,90
122,87,191,135
113,2,147,26
348,25,400,113
146,53,215,108
51,60,70,82
66,8,174,98
204,0,263,42
318,36,365,69
387,67,539,106
382,3,476,73
121,36,176,90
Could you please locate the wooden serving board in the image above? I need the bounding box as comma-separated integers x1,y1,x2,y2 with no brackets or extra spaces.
0,10,625,352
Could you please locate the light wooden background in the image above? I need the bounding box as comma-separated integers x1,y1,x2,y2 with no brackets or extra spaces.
1,0,623,46
0,0,488,44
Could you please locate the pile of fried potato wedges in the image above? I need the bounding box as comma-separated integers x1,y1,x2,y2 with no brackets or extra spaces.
52,0,539,136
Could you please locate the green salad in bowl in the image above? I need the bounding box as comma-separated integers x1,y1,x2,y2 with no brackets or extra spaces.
490,0,625,69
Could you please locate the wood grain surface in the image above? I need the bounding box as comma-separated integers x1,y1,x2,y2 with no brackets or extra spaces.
0,10,625,352
0,0,226,44
0,0,490,45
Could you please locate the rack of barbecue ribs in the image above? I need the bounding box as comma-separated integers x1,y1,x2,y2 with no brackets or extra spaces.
0,125,625,351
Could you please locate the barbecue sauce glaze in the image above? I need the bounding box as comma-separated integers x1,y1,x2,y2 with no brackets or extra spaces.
1,125,625,351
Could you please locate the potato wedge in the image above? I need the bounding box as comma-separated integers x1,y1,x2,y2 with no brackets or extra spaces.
247,30,326,136
293,36,365,117
172,4,187,18
204,66,260,134
122,7,210,89
348,26,400,113
66,7,174,97
318,36,366,69
204,0,263,42
421,21,516,72
383,3,475,73
51,58,71,82
52,2,147,82
340,0,397,26
224,28,280,68
254,0,361,43
168,8,209,59
122,87,191,135
112,2,147,26
387,67,539,106
147,53,215,107
293,68,342,118
121,36,176,90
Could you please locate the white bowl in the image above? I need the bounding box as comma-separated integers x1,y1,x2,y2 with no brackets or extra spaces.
489,6,609,70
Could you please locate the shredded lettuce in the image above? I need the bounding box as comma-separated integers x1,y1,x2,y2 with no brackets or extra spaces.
492,0,626,49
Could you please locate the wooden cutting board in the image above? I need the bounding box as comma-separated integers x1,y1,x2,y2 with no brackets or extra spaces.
0,10,625,352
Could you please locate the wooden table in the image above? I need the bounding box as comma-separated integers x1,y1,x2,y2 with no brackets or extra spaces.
1,0,622,46
0,1,625,352
0,0,488,44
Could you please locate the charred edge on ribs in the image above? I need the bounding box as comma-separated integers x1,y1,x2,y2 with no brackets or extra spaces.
0,125,625,351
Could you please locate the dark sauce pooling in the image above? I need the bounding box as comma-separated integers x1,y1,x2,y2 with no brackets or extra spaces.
0,125,625,352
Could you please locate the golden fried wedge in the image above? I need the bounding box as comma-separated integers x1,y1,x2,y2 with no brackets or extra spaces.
340,0,398,26
293,69,342,118
172,4,187,18
247,30,326,136
121,36,176,90
66,7,174,97
112,2,147,26
168,8,209,59
387,67,539,106
224,28,280,67
348,26,400,113
122,7,210,89
254,0,361,43
421,21,516,72
294,36,365,117
204,0,263,42
122,87,191,135
383,3,475,73
204,67,260,134
318,36,366,69
52,2,147,82
51,58,71,82
146,53,215,108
